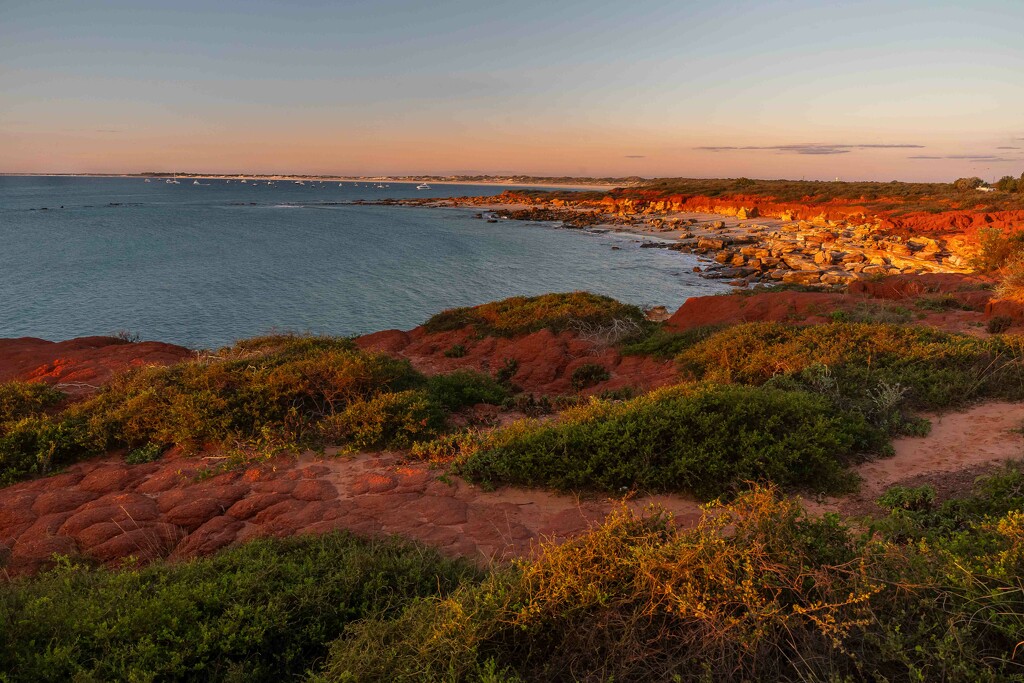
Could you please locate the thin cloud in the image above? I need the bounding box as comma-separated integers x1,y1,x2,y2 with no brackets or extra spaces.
95,129,121,133
623,155,646,159
909,154,1020,162
696,143,924,156
997,146,1020,150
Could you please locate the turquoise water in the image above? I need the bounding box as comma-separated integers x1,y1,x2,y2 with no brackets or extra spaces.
0,176,726,349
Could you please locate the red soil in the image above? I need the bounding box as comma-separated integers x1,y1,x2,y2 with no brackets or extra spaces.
0,337,192,393
357,326,677,395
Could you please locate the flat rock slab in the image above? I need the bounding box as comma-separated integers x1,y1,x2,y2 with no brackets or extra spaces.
0,447,702,577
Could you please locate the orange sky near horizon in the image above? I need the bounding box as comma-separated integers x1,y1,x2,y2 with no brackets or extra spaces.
2,0,1022,182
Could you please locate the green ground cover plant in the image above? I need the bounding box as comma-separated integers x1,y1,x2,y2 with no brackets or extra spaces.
427,383,882,498
6,470,1024,681
422,292,648,337
317,484,1024,682
0,532,479,682
0,336,510,485
676,321,1024,412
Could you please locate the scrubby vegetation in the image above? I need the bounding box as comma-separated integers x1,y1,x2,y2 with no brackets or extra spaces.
676,321,1024,412
0,532,479,682
619,324,722,358
425,384,880,498
568,362,610,390
0,335,510,485
318,478,1024,682
634,176,1024,210
6,476,1024,682
6,476,1024,681
422,292,648,338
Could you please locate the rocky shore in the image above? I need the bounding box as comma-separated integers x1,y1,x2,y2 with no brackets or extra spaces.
386,191,980,290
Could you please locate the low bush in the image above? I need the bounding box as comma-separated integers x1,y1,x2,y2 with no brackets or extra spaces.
123,442,165,465
0,336,512,485
0,415,99,485
444,383,881,498
676,322,1024,413
0,532,479,682
988,315,1014,334
972,226,1024,273
0,382,65,422
424,370,510,412
422,292,647,337
443,343,467,358
318,487,1024,682
569,362,610,390
619,324,721,358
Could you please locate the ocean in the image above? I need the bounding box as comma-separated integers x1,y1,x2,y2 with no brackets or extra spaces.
0,175,727,349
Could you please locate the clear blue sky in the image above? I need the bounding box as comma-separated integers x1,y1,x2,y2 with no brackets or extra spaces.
1,0,1022,180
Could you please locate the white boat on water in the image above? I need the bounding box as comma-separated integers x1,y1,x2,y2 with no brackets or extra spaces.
144,179,151,183
416,183,431,190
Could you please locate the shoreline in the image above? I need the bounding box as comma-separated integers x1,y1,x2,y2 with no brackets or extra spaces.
0,173,621,192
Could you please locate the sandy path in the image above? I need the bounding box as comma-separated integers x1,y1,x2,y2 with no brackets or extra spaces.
805,401,1024,516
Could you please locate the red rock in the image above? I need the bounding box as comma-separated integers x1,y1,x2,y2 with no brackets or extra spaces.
20,512,74,540
404,497,468,526
251,499,308,526
79,492,158,520
76,521,128,549
0,336,191,391
9,535,79,575
292,479,338,502
355,329,412,354
163,498,231,532
299,465,331,479
170,516,243,559
986,299,1024,324
78,465,135,493
0,491,38,541
135,468,190,493
250,478,297,495
351,472,397,495
31,489,100,515
88,523,183,563
223,493,286,520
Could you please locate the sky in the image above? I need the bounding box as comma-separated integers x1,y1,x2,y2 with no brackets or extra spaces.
1,0,1023,182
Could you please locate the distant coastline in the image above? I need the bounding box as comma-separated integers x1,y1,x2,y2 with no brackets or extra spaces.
0,172,636,192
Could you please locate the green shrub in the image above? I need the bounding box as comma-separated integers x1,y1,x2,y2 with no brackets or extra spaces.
318,488,1024,682
0,532,479,682
450,384,880,498
494,358,519,386
124,442,165,465
443,343,467,358
0,336,514,484
315,390,445,452
0,415,99,485
0,382,65,422
619,325,721,358
676,322,1024,412
76,335,424,452
972,227,1024,273
878,484,936,513
569,363,610,391
423,292,647,337
988,315,1014,334
425,370,510,412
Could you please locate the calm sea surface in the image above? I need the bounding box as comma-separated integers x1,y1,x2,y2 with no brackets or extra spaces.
0,176,727,349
